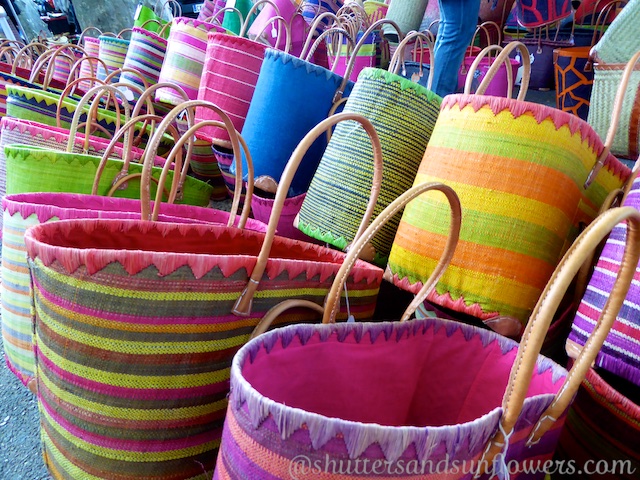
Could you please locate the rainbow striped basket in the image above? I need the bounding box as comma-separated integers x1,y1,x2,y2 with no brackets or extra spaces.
96,35,131,82
386,94,631,335
24,214,382,478
156,17,224,105
120,27,169,101
214,184,640,480
567,169,640,385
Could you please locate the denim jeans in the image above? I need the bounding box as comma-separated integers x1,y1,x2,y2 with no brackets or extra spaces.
431,0,481,97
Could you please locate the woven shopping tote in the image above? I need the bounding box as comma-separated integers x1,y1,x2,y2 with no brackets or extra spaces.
587,44,640,161
24,116,383,480
233,40,355,197
119,25,170,102
589,0,639,64
215,182,640,480
297,32,441,266
386,46,631,336
1,101,266,390
96,33,131,83
2,85,213,207
155,17,225,105
566,165,640,385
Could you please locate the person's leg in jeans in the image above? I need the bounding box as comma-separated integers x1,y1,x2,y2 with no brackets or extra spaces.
431,0,481,97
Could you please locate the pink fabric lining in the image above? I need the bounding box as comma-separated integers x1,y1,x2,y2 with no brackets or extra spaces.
243,326,564,428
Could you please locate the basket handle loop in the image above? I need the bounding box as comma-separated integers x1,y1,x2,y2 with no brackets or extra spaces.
323,183,461,324
65,83,130,154
38,44,87,90
304,27,353,69
67,55,110,92
475,41,530,101
252,15,292,54
13,42,48,77
476,206,640,473
141,100,251,228
232,112,384,317
250,300,326,339
299,11,342,60
463,44,516,97
206,6,245,28
388,30,435,90
91,113,180,200
78,26,103,45
584,50,640,189
240,0,281,37
335,18,404,102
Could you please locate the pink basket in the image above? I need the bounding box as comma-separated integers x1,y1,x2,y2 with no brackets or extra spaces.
196,33,268,147
250,191,320,242
78,36,101,91
247,0,301,45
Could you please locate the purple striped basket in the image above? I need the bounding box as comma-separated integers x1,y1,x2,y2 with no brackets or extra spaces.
120,27,168,101
156,17,224,105
568,171,640,385
78,36,101,90
195,33,268,148
96,35,131,83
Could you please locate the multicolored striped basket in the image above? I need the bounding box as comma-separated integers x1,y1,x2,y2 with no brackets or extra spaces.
156,17,224,105
195,32,269,148
96,35,131,83
297,67,442,265
553,367,640,479
386,94,631,335
215,184,640,480
1,192,267,389
25,213,382,478
120,27,169,102
235,48,354,196
567,169,640,385
77,36,100,91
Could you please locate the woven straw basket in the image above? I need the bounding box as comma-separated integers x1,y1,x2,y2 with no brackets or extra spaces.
386,92,630,334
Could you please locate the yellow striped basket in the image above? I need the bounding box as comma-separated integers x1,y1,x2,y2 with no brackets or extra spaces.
386,94,631,332
155,17,224,105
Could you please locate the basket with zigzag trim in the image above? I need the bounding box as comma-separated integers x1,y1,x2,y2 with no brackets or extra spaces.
297,68,442,266
387,94,631,331
24,218,382,479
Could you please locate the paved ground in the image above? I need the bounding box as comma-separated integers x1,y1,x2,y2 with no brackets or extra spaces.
0,351,51,480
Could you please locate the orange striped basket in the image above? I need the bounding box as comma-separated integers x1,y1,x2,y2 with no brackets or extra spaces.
386,93,631,336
